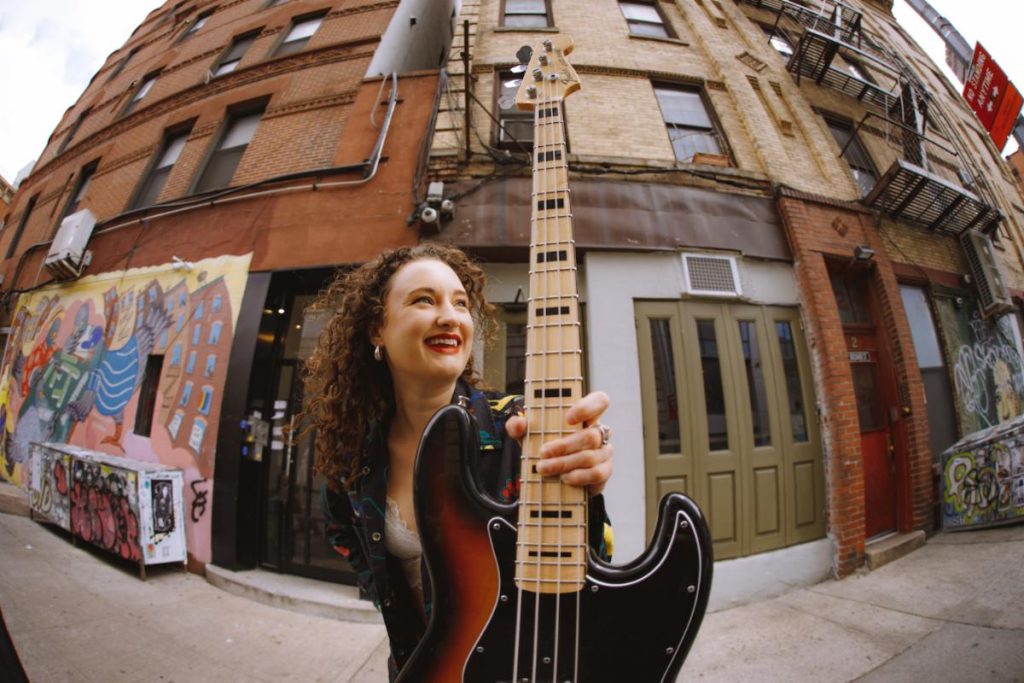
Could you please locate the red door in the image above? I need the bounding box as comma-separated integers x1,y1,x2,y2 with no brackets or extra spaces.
846,330,897,537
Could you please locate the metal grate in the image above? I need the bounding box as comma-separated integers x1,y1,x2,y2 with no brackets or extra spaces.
685,255,739,295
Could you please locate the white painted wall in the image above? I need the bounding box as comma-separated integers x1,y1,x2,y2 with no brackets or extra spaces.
584,251,831,607
365,0,458,77
480,253,830,607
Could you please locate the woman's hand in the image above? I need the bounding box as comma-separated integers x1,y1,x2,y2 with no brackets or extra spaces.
505,391,614,496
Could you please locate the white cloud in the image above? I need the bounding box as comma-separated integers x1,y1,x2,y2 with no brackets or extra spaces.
0,1,155,181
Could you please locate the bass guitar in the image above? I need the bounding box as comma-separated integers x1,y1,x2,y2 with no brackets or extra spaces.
399,36,713,682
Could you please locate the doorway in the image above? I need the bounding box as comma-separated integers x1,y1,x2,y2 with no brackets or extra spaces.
636,300,825,560
248,269,355,582
831,269,898,538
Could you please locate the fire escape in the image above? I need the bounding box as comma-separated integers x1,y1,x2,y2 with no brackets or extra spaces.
740,0,1003,237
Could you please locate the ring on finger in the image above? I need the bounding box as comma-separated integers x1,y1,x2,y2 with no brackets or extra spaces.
596,423,612,446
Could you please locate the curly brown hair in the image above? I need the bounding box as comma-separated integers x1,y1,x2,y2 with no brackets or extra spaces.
303,243,495,490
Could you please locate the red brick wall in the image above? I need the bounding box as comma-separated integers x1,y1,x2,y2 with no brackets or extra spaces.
777,193,933,576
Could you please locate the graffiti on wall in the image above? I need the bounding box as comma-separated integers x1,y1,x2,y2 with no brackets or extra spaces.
935,294,1024,434
0,254,251,562
942,420,1024,529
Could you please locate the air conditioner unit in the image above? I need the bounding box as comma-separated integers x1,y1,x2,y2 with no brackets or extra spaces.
44,209,96,281
962,229,1013,318
681,253,742,297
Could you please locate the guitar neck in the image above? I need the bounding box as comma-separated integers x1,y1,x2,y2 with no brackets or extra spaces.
516,91,588,594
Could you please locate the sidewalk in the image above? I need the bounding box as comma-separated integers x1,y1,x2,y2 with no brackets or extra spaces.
1,507,1022,682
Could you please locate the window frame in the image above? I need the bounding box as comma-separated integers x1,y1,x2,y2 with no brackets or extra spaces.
122,70,161,116
179,8,215,42
619,1,676,40
211,30,261,77
128,121,195,211
489,69,569,153
652,81,730,165
56,107,92,156
5,194,39,260
499,0,553,29
106,47,139,83
271,11,327,58
56,159,100,233
760,24,794,60
133,354,165,437
824,115,879,197
191,99,269,194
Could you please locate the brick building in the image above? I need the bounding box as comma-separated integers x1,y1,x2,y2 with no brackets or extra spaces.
3,0,1024,608
421,0,1024,604
0,0,458,578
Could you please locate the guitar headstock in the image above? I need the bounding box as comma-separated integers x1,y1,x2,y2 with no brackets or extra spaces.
514,36,581,110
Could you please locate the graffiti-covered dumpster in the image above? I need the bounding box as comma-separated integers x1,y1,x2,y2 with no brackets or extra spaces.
27,442,186,578
941,414,1024,531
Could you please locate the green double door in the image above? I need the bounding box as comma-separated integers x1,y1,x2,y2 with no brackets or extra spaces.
636,301,825,560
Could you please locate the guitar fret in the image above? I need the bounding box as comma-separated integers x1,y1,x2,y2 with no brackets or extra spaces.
526,322,581,329
525,350,583,356
528,267,577,274
523,376,583,382
531,213,572,220
518,522,587,529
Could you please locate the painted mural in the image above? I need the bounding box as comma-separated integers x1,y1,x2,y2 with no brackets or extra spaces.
934,291,1024,435
0,253,251,563
942,413,1024,530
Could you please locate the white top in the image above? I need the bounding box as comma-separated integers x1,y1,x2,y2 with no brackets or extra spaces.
385,496,424,596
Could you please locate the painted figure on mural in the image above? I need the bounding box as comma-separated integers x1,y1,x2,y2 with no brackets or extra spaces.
66,281,172,448
7,304,102,474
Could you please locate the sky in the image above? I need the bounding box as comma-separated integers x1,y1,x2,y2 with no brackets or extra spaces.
0,1,1023,183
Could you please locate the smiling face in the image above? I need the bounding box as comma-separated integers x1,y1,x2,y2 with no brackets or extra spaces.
372,258,475,391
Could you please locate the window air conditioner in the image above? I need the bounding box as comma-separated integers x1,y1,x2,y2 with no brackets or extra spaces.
962,229,1013,318
44,209,96,281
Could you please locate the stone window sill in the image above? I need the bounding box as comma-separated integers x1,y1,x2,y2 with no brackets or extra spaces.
629,33,690,48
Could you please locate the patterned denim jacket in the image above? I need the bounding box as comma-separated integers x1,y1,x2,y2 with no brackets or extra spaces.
322,379,612,680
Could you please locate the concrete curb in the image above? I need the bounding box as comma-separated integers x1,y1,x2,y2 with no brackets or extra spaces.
0,481,29,517
205,563,383,625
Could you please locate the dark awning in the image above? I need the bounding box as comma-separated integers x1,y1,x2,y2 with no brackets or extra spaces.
441,178,791,261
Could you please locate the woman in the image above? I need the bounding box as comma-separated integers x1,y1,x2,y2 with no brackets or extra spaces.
304,243,613,679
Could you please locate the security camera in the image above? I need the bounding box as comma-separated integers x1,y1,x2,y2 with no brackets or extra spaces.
420,205,439,223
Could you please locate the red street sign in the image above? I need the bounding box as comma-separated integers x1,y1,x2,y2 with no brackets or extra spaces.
963,43,1023,150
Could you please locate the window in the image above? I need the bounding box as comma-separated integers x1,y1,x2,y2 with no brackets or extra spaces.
193,103,266,193
129,125,191,209
653,84,725,163
619,2,673,39
180,381,194,406
5,195,38,259
133,355,164,436
274,12,325,57
825,117,878,197
186,350,197,374
208,321,223,344
180,9,214,40
842,58,870,81
761,26,793,59
107,47,139,82
502,0,551,28
57,108,92,155
212,32,259,76
496,71,534,150
59,160,99,228
123,71,159,115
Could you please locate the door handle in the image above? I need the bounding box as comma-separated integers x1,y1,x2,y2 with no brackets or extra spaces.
284,415,297,480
